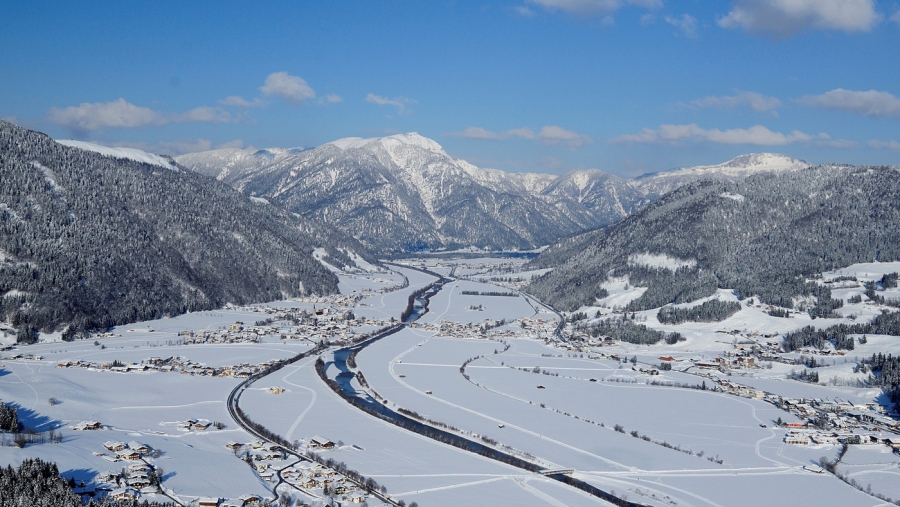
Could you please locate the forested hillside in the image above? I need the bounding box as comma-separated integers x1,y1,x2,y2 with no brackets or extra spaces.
0,121,361,336
528,164,900,312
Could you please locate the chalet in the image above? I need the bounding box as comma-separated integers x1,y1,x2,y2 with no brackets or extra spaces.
659,356,675,362
128,441,150,454
97,471,120,483
883,437,900,450
309,436,335,449
104,441,127,452
109,489,136,501
73,421,102,431
239,495,262,506
126,477,150,489
785,422,805,429
117,450,141,461
224,442,243,450
695,361,718,369
198,498,222,507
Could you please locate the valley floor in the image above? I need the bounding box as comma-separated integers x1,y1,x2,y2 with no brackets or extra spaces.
1,258,899,506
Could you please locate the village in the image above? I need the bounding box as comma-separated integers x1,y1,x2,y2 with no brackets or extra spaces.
408,316,557,340
224,436,375,505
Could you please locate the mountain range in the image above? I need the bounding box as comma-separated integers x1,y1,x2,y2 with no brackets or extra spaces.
177,133,809,254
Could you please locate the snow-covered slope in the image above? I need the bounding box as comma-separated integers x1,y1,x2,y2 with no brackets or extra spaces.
56,140,178,170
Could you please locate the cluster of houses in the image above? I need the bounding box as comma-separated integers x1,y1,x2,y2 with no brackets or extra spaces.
222,438,372,504
278,461,368,503
98,440,152,462
56,355,281,379
784,429,900,450
408,316,556,341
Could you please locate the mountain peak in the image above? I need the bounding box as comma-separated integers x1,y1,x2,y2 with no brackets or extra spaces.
325,132,444,153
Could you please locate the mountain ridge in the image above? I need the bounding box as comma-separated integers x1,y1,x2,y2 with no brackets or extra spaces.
177,132,806,254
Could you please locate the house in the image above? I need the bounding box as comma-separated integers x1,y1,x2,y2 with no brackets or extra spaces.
104,441,126,452
126,477,150,489
109,489,136,501
239,495,262,506
73,421,102,431
128,441,150,454
97,471,120,483
117,450,141,461
310,436,335,449
198,498,221,507
785,433,810,445
659,356,675,362
269,386,284,394
785,422,805,429
224,442,243,450
883,437,900,450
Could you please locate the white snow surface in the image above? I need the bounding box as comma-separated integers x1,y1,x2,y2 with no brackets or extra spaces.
655,153,809,179
56,140,178,170
627,252,697,271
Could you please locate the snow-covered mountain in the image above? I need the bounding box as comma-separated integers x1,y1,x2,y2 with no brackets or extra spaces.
177,133,641,253
177,133,809,254
634,153,810,196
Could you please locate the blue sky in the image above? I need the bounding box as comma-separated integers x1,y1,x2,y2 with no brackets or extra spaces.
2,0,899,176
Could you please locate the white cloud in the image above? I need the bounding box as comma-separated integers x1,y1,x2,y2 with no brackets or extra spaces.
365,93,416,113
640,13,656,25
447,125,591,148
690,91,782,112
664,14,698,37
220,95,264,107
718,0,881,38
892,10,900,24
537,125,593,147
799,89,900,119
869,139,900,151
516,5,537,17
259,72,316,105
526,0,661,17
613,123,813,145
48,98,163,133
324,94,343,104
176,106,232,123
47,98,234,136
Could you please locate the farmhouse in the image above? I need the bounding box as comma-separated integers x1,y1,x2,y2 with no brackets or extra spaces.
73,421,102,431
128,441,150,454
109,489,136,501
309,435,335,449
103,441,126,452
117,450,141,461
198,498,221,507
